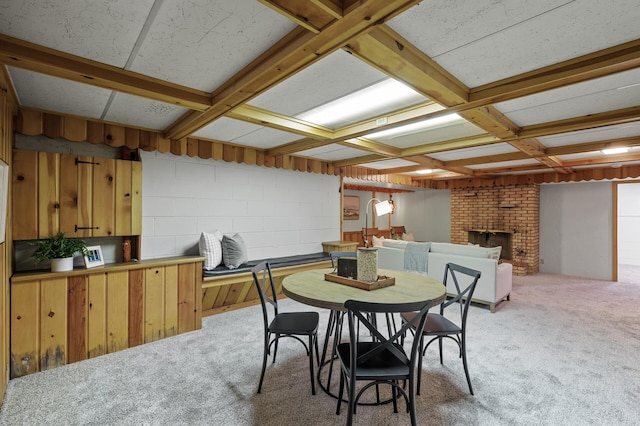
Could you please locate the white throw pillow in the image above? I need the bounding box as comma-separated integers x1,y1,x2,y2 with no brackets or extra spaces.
199,230,223,270
487,246,502,260
372,235,385,247
401,232,415,242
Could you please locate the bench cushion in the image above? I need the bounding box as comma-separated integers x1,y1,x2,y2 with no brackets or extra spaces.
203,252,331,278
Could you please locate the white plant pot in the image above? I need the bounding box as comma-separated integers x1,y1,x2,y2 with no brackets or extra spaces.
51,257,74,272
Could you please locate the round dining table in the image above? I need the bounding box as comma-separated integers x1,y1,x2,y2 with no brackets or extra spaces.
282,267,446,310
282,267,446,400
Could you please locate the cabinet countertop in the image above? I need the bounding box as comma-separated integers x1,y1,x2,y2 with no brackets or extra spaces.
11,256,206,282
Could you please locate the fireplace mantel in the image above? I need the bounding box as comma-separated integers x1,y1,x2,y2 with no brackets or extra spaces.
468,229,514,234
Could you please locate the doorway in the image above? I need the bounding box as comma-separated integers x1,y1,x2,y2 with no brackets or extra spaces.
614,181,640,283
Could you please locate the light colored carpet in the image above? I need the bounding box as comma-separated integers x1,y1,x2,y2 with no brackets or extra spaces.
1,272,639,426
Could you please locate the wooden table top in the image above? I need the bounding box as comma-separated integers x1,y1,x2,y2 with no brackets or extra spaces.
282,268,446,311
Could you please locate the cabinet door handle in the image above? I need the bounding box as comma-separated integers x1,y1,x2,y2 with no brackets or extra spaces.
75,225,100,232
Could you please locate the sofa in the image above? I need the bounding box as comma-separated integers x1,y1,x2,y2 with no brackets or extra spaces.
376,240,512,312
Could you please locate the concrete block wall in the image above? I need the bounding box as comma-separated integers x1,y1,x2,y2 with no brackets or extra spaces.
140,151,341,260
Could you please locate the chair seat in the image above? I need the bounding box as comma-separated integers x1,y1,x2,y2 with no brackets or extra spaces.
269,311,319,335
401,312,461,335
337,341,410,380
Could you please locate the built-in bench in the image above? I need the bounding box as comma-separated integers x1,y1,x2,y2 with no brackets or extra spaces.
201,252,332,316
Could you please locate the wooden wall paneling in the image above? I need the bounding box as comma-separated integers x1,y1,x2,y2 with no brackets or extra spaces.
194,262,202,328
115,159,132,235
92,158,115,236
131,160,142,235
12,149,38,240
212,284,232,309
127,269,144,347
212,141,223,161
177,262,196,333
10,280,40,378
75,155,94,238
59,154,78,236
43,113,63,139
186,138,199,157
40,277,67,371
170,139,187,156
106,271,129,353
104,124,125,147
201,286,221,312
124,127,140,150
164,265,178,337
17,109,43,136
87,273,107,358
157,137,171,153
138,131,158,151
37,151,60,238
87,121,104,144
67,275,87,364
244,147,257,165
144,266,165,343
198,139,213,159
63,116,87,142
222,282,245,307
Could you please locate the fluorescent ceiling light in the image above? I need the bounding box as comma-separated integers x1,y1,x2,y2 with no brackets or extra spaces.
365,113,464,140
601,147,629,155
296,79,420,127
416,169,433,174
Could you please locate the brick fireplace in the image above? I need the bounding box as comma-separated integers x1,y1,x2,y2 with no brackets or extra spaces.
450,184,539,275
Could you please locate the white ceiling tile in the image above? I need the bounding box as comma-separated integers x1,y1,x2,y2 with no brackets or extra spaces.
232,126,301,150
363,159,418,169
495,68,640,126
130,1,295,92
103,93,188,130
539,123,640,147
297,145,368,161
193,117,261,141
8,68,110,118
371,121,485,149
0,0,154,67
468,159,539,169
392,0,640,87
430,143,518,161
249,50,390,117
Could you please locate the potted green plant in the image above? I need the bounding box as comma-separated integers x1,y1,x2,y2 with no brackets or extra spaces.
31,232,89,272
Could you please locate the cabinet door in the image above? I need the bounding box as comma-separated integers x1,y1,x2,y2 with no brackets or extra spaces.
131,160,142,235
12,149,38,240
11,280,40,378
38,152,60,238
59,154,78,236
92,158,115,237
40,277,68,371
75,155,95,237
115,159,132,236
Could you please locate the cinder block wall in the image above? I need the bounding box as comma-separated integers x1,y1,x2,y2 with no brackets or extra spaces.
451,184,540,275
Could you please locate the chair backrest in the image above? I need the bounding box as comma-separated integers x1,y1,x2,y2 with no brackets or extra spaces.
251,261,278,326
329,251,357,268
441,263,481,327
344,299,434,369
391,225,406,237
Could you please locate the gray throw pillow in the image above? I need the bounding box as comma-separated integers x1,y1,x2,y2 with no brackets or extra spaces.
222,233,248,269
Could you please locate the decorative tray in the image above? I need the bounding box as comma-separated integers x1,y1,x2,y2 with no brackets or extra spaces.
324,273,395,291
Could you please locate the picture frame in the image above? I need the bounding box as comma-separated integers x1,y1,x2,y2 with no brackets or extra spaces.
84,245,105,268
343,195,360,220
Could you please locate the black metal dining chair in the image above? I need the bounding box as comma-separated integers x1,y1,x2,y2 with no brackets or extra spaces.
251,261,320,394
402,262,481,395
336,298,434,426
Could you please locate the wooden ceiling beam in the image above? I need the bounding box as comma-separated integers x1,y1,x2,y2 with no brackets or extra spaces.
228,104,335,139
0,34,212,111
470,39,640,104
164,0,423,140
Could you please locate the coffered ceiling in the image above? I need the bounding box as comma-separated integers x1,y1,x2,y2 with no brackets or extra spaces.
1,0,640,188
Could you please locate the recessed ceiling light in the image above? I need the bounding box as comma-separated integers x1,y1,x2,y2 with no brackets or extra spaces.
416,169,433,174
601,147,629,155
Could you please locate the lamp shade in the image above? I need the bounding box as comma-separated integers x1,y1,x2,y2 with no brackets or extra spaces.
374,200,393,216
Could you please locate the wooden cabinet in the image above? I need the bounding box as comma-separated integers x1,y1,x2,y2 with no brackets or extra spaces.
10,256,204,378
12,149,142,240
